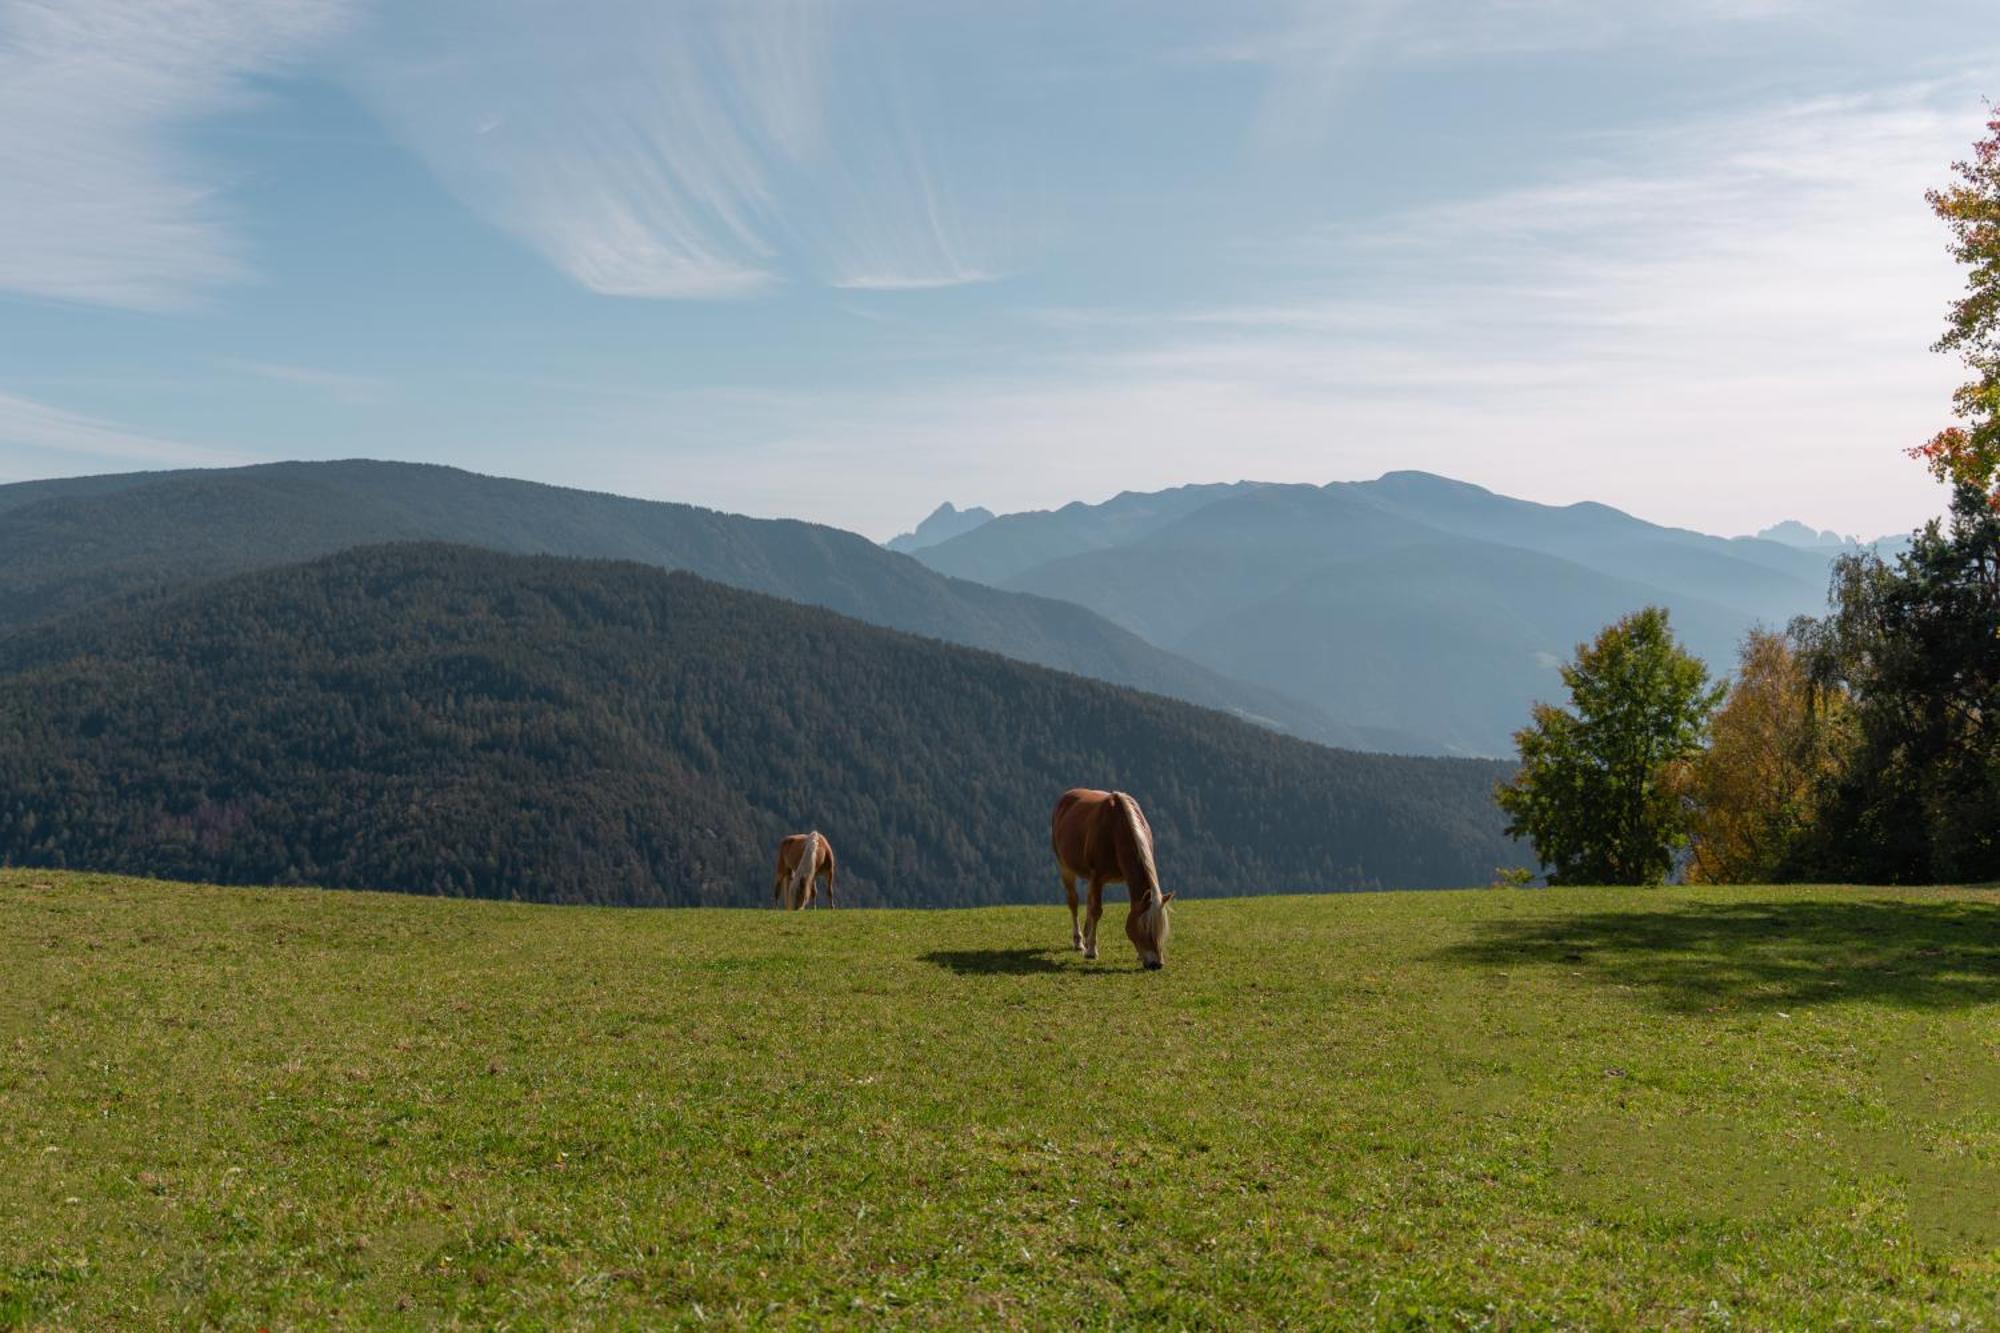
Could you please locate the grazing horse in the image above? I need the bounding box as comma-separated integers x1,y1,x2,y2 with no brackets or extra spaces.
1050,788,1175,969
773,831,836,910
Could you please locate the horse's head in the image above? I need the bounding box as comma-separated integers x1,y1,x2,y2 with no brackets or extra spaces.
1127,891,1175,969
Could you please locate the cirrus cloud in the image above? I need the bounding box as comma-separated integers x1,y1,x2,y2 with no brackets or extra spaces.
0,0,353,310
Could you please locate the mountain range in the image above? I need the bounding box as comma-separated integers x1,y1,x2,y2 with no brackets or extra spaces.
908,472,1874,755
1750,519,1913,560
0,453,1902,904
0,460,1408,751
1,459,1890,761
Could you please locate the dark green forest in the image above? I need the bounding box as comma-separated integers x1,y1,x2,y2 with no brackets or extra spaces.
1787,486,2000,883
0,545,1517,906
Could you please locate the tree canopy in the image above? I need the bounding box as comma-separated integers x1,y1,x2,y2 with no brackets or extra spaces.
1788,499,2000,883
1685,630,1849,885
1911,107,2000,507
1496,608,1722,885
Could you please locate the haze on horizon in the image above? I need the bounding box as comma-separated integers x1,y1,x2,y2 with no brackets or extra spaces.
1,0,1992,542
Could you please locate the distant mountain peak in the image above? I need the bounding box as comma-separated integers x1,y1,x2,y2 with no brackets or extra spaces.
1360,470,1506,506
1752,520,1858,551
885,501,995,553
1370,469,1487,491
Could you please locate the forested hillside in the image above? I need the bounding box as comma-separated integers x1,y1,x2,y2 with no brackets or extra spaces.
0,460,1376,748
0,545,1517,905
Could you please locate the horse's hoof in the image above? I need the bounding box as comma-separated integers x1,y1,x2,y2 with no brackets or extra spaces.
1083,950,1098,961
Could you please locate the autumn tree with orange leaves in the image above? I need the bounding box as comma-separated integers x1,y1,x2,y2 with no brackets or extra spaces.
1685,630,1850,884
1910,107,2000,507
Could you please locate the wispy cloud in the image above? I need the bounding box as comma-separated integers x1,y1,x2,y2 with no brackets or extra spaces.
1215,0,1810,152
831,269,1002,293
1211,0,1805,71
344,0,1001,299
0,0,352,310
344,1,792,299
0,390,250,470
1274,81,1972,370
216,358,388,404
801,29,1013,293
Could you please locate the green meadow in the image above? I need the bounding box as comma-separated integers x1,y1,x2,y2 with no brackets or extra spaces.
2,872,1996,1329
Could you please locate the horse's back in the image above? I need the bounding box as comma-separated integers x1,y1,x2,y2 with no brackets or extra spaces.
1051,787,1116,876
1050,786,1105,839
780,830,830,860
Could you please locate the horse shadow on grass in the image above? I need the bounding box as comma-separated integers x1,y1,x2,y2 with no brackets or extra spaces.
1433,896,2000,1014
920,947,1124,977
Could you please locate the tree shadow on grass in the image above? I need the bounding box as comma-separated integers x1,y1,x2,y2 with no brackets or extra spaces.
920,947,1104,976
1433,897,2000,1014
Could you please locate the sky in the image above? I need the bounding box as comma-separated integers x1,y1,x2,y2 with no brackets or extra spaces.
0,1,1993,542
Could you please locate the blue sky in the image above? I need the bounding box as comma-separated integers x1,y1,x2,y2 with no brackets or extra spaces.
1,1,1993,540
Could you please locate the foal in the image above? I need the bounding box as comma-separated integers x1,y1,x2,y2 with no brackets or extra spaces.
1049,788,1174,969
773,831,836,909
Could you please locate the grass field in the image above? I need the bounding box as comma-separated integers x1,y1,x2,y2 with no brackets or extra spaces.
2,872,1996,1328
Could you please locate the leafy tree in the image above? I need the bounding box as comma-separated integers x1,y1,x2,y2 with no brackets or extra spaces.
1910,107,2000,506
1685,630,1850,884
1496,608,1724,885
1790,498,2000,882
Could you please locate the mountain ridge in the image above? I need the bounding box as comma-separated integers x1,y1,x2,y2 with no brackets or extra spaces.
911,470,1864,755
0,459,1412,751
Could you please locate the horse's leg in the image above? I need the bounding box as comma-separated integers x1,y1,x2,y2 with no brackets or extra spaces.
1083,879,1105,960
821,859,835,908
1063,873,1081,951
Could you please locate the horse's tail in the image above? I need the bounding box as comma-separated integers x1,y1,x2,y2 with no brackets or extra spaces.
787,831,821,908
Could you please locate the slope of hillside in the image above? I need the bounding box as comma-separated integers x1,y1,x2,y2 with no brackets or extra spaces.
0,467,194,515
1179,542,1752,755
1002,484,1446,644
0,544,1517,904
1351,471,1830,623
7,872,1995,1327
0,460,1367,748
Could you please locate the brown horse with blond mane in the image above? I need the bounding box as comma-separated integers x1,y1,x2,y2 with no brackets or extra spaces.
773,831,835,910
1050,788,1175,969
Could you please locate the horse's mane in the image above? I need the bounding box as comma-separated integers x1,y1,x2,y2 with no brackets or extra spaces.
1108,792,1160,898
